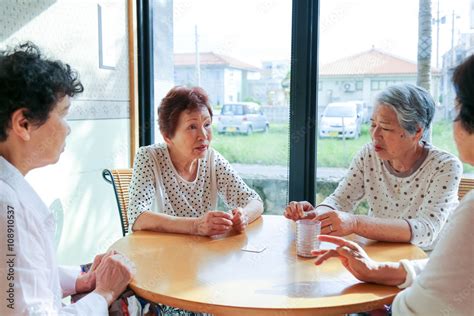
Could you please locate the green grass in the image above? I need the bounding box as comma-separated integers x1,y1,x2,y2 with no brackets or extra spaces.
212,121,473,173
212,124,288,165
431,121,473,173
316,125,372,168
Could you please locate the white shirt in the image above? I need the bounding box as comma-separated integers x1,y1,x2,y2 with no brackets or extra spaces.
321,143,462,249
392,190,474,315
0,157,107,315
128,144,261,226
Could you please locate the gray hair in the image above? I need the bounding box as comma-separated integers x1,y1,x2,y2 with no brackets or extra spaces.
375,83,435,142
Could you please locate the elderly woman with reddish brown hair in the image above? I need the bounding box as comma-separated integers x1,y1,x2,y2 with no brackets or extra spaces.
128,86,263,236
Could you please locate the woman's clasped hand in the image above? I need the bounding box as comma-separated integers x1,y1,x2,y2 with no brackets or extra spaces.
194,208,248,236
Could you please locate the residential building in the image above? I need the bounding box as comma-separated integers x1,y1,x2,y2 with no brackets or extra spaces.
318,48,441,118
247,60,290,106
440,1,474,119
174,52,260,106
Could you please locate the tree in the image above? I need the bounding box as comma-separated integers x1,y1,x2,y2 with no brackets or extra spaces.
417,0,432,91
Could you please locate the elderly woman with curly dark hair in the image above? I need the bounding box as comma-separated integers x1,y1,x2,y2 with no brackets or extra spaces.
311,54,474,316
128,86,263,236
0,43,134,315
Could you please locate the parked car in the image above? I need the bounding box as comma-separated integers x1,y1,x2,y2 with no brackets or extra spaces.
319,101,363,139
354,100,370,123
217,102,269,135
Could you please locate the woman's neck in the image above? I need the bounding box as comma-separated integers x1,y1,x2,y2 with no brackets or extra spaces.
0,142,30,176
388,143,425,173
167,147,198,180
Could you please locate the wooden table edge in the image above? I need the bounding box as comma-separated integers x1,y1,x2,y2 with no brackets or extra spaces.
117,216,426,315
131,283,398,316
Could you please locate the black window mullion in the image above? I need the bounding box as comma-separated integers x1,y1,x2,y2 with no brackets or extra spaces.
137,0,155,146
288,0,320,204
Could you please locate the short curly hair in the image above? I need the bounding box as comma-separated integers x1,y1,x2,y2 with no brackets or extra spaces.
158,86,213,138
453,54,474,134
0,42,84,141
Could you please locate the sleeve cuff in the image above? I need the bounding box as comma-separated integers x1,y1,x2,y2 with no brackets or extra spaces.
68,292,109,315
58,265,81,296
316,203,336,210
397,259,416,289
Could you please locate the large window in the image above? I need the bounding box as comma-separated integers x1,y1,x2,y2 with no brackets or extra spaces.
145,0,473,214
316,0,473,213
150,0,292,213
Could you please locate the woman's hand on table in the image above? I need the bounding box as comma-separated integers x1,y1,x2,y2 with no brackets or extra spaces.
315,209,357,236
94,252,136,306
312,235,406,286
284,202,357,236
231,207,249,233
195,211,234,236
283,201,316,220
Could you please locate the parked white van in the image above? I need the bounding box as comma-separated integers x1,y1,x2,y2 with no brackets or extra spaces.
319,101,363,139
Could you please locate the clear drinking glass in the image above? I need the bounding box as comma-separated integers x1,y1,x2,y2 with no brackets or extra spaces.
296,219,321,257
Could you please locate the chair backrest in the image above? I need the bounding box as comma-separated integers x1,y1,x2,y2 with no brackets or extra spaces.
102,169,133,236
458,177,474,201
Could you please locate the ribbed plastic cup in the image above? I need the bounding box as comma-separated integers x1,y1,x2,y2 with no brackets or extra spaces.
296,219,321,257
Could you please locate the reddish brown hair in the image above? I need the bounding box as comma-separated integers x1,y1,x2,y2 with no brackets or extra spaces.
158,86,213,138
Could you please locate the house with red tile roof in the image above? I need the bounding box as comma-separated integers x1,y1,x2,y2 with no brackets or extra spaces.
318,48,440,117
174,52,260,105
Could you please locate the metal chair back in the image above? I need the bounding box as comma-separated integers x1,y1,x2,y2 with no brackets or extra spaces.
102,169,133,236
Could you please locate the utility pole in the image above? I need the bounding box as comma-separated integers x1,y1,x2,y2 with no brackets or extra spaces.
195,24,201,86
436,0,440,69
450,10,460,67
451,10,455,66
433,0,446,69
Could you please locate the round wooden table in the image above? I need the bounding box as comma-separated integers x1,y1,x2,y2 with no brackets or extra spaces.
109,215,427,315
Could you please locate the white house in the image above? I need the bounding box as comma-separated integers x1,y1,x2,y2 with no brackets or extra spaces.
174,52,260,106
318,48,440,117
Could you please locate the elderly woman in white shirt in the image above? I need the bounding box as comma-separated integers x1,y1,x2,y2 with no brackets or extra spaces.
0,42,134,315
128,86,263,236
285,83,462,250
312,54,474,316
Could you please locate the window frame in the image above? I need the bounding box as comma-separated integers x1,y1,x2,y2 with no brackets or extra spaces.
136,0,321,204
288,0,320,203
137,0,155,147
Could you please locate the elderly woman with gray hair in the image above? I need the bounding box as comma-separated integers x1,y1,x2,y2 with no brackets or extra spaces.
285,83,462,250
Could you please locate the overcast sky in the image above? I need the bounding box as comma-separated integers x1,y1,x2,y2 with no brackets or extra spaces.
172,0,471,67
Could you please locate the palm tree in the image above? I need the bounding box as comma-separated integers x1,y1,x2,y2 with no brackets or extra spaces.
417,0,432,91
